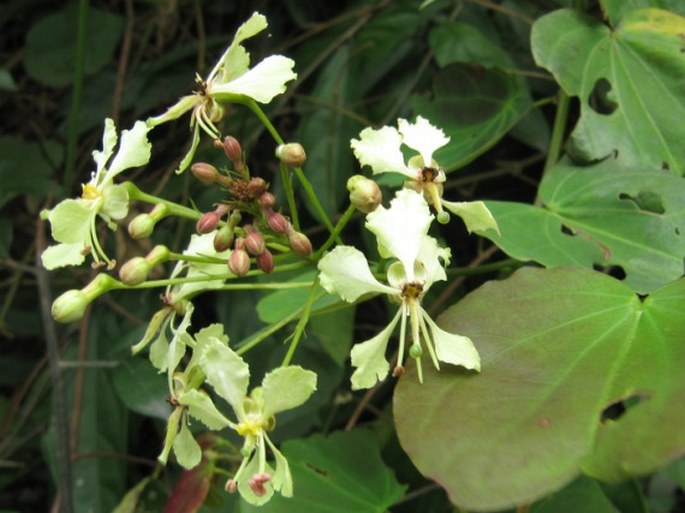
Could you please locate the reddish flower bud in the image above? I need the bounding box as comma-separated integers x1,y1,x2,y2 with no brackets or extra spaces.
225,479,237,493
288,231,313,257
223,136,242,162
259,192,276,210
276,143,306,167
246,177,267,198
256,249,274,273
196,211,221,234
119,256,151,286
267,212,290,234
190,162,219,185
228,249,250,277
244,230,266,256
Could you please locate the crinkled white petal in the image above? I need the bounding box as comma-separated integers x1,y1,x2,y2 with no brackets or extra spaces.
398,116,450,168
104,120,152,182
210,55,297,104
41,242,87,270
208,12,268,83
420,308,480,371
442,199,501,235
318,246,395,302
416,236,451,289
350,309,402,390
92,118,117,177
365,189,433,281
350,126,414,178
265,434,293,497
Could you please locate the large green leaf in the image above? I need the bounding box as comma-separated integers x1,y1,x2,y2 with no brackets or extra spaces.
24,5,124,87
531,8,685,174
482,158,685,294
240,430,406,513
530,476,619,513
297,45,360,219
599,0,685,26
394,266,685,511
410,62,531,172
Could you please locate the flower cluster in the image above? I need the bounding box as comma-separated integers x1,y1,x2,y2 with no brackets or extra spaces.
318,188,481,389
351,116,499,234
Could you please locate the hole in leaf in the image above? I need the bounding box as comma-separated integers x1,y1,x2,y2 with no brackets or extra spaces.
593,264,625,280
662,161,670,171
589,78,619,115
560,224,574,236
600,391,651,424
618,191,665,214
676,227,681,236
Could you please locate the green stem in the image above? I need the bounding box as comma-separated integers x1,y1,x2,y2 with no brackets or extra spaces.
63,0,90,194
445,258,521,277
235,307,303,356
124,182,201,220
281,277,321,366
240,98,339,240
535,88,570,206
279,163,300,230
313,204,355,260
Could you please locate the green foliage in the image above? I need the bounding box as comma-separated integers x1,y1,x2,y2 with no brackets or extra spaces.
3,1,685,512
395,266,685,510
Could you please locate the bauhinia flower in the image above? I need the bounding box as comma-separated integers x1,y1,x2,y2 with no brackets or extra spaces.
41,118,152,270
146,12,297,173
198,333,317,505
318,188,480,389
350,116,499,235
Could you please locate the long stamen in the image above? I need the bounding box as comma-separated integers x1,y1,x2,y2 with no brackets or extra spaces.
419,308,440,370
409,301,423,383
258,433,267,474
196,106,221,139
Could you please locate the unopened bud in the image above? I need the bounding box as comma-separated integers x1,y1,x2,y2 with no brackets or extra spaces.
228,248,250,277
275,143,306,168
267,212,290,234
347,175,382,213
191,162,219,185
52,289,90,323
437,211,450,224
247,177,267,198
196,211,221,234
244,230,266,256
288,231,313,257
214,225,234,252
259,192,276,210
223,136,242,162
128,214,155,239
256,249,274,274
225,479,237,493
119,256,151,286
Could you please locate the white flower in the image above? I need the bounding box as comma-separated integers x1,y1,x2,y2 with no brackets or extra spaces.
350,116,499,235
41,119,152,269
147,12,297,173
318,189,480,389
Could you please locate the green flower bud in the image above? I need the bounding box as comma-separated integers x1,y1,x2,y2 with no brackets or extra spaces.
347,175,382,213
52,289,90,323
437,211,450,224
128,213,155,239
214,225,234,252
119,256,151,286
275,143,306,168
